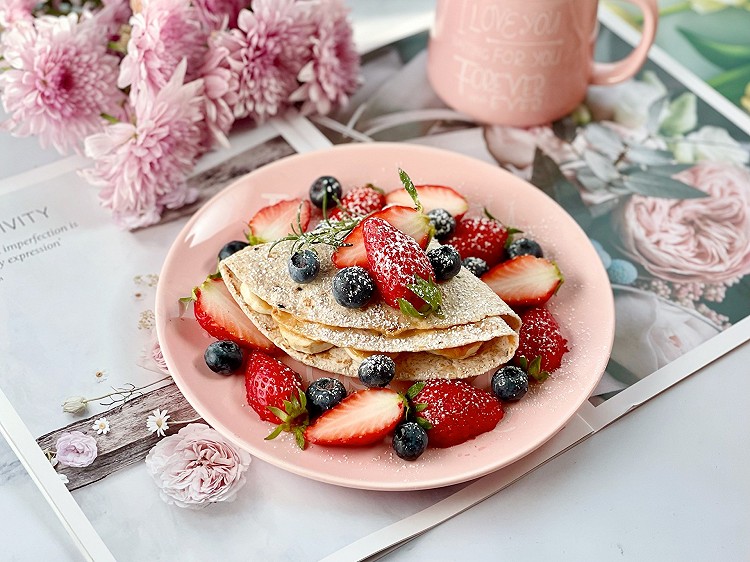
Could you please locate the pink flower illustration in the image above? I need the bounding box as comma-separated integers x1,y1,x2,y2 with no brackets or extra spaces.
0,13,123,153
618,162,750,284
145,423,251,509
219,0,313,121
290,0,360,116
55,431,98,468
81,59,203,229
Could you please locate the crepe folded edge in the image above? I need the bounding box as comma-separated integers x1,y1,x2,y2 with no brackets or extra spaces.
218,243,521,380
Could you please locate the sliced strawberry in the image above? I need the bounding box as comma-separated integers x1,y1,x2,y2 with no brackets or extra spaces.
305,388,404,446
247,198,311,244
244,351,304,423
332,206,432,269
363,217,440,315
328,184,386,220
385,184,468,219
414,380,504,448
515,307,569,381
482,255,563,308
192,276,277,352
445,215,509,267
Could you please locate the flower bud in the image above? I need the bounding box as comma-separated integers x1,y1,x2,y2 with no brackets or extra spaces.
62,396,88,415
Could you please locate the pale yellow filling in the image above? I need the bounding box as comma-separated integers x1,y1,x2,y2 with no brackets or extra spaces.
241,284,487,360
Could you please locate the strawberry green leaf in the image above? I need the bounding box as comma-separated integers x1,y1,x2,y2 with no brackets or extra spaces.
398,298,425,318
416,416,433,431
406,382,426,400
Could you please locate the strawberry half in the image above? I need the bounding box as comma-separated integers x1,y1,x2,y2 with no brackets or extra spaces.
332,205,432,269
445,214,509,267
414,380,504,448
328,184,386,220
515,307,569,381
244,351,304,423
362,217,441,316
305,388,404,446
482,255,563,308
191,276,277,352
247,198,311,244
385,184,468,219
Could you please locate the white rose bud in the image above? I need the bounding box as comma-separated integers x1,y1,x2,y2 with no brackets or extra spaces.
62,396,89,415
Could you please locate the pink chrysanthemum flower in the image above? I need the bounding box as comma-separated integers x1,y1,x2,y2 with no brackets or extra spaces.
0,0,36,28
290,0,360,116
219,0,313,122
118,0,208,96
0,14,123,153
82,60,203,229
197,38,239,150
193,0,246,31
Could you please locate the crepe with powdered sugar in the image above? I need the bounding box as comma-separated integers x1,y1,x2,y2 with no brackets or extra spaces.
219,241,520,380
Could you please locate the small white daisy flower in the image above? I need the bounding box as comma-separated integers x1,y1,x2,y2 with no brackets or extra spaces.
146,409,170,437
92,418,111,435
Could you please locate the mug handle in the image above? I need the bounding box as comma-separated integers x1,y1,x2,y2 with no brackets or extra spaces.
590,0,658,85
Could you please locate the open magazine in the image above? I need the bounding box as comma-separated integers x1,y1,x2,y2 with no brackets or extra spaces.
1,8,749,561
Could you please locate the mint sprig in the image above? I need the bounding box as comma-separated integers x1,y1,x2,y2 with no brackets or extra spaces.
397,275,443,318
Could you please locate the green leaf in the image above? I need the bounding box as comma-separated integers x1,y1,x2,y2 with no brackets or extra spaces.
626,146,676,166
707,63,750,105
646,95,669,136
398,168,423,213
622,171,708,199
678,26,750,70
530,149,592,229
659,92,697,136
404,275,444,318
576,169,608,192
416,417,433,431
582,124,624,159
583,149,620,182
406,382,425,400
526,356,550,383
398,298,424,318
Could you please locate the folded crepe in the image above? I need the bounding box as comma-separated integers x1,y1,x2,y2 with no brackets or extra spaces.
219,241,521,380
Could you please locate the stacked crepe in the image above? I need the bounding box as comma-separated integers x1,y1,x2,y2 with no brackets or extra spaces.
219,241,521,381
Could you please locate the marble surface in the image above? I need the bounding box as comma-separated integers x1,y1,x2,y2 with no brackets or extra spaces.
1,2,750,561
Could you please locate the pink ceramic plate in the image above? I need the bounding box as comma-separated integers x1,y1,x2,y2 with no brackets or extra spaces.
155,143,614,491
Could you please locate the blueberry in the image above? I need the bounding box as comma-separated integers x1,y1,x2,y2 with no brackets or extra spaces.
309,175,342,209
218,240,249,261
288,250,320,283
427,208,456,241
204,340,244,374
506,238,544,259
491,365,529,402
332,266,375,308
462,256,489,277
358,354,396,388
306,377,347,418
427,245,461,281
392,422,428,461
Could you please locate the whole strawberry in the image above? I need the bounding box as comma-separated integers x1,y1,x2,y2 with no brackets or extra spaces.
362,217,441,316
445,213,509,268
515,307,569,382
328,184,386,220
414,380,504,448
245,351,304,424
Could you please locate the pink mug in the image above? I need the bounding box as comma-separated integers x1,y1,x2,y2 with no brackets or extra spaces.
427,0,658,127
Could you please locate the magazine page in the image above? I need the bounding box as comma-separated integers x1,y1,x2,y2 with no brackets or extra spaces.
604,0,750,118
301,26,750,429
